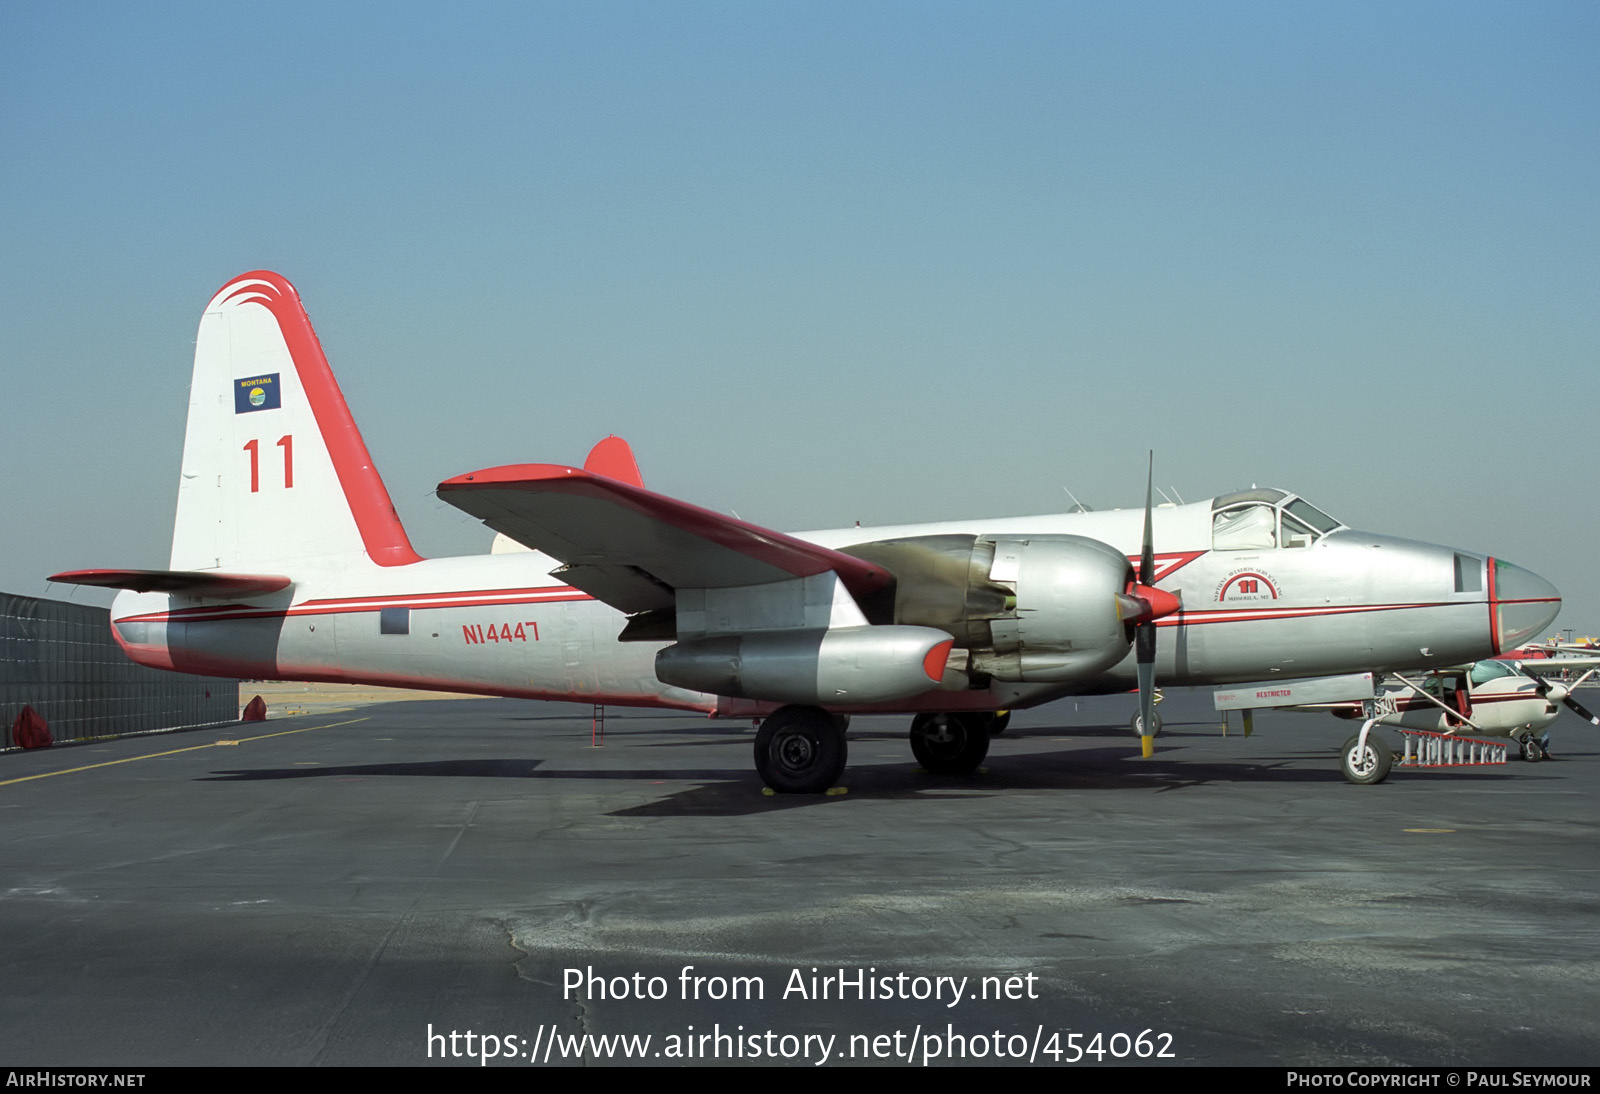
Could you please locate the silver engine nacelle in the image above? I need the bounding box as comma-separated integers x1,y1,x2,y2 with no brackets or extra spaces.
655,625,954,705
841,533,1135,683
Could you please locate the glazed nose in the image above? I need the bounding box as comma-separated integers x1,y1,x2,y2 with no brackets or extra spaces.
1491,559,1560,652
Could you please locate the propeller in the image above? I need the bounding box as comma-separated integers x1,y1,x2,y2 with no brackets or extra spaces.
1121,453,1182,757
1528,672,1600,727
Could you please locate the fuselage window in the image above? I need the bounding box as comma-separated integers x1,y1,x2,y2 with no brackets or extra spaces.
1454,553,1483,593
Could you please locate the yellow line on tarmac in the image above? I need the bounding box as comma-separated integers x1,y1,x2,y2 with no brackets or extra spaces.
0,718,369,787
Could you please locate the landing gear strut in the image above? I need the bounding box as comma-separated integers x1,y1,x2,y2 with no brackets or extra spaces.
909,712,992,774
754,705,847,794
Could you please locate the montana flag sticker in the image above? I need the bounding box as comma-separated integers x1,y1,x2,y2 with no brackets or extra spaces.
234,374,281,414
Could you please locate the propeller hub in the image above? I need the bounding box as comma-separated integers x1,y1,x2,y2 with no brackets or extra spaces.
1122,583,1181,625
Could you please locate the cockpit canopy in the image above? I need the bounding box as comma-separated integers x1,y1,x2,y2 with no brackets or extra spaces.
1211,489,1345,550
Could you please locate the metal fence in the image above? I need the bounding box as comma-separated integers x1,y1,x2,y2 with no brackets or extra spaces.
1,593,238,748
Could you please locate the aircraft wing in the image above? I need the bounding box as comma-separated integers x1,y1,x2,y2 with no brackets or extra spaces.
437,464,894,614
1510,655,1600,673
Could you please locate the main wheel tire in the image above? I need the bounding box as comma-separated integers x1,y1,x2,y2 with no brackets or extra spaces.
988,711,1012,737
910,712,991,774
1129,711,1163,737
754,706,847,794
1341,733,1393,785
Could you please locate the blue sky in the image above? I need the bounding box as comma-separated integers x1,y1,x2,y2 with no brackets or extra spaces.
3,2,1596,635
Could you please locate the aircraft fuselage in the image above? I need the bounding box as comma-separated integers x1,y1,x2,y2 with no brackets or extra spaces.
109,499,1554,718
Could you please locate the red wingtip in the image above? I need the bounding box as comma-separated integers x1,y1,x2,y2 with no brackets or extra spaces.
583,435,645,488
439,463,587,487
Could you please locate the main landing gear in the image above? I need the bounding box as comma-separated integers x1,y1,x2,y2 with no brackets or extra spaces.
753,707,1009,793
754,705,847,794
910,712,997,774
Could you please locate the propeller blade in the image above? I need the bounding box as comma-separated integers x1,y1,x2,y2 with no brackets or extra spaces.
1563,695,1600,727
1139,452,1155,587
1137,623,1157,739
1135,451,1158,756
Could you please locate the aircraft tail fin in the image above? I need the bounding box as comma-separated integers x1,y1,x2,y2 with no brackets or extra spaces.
169,272,421,574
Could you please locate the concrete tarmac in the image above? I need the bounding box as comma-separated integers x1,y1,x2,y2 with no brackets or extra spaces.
1,689,1595,1067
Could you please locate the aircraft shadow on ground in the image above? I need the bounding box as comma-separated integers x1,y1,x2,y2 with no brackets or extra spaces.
193,719,1525,817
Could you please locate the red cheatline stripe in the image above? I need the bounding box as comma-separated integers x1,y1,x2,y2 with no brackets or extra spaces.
298,585,580,607
116,590,595,625
1155,601,1459,627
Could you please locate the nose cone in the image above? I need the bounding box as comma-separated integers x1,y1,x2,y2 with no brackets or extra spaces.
1492,559,1561,652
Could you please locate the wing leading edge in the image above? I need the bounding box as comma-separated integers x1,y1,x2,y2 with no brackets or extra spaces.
436,464,893,614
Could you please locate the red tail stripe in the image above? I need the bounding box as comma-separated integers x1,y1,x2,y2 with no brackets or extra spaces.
219,272,423,567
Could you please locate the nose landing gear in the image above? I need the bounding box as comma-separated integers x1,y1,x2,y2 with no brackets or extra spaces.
1340,725,1394,785
1517,734,1551,762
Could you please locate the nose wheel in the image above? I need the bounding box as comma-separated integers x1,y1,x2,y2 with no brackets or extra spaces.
1340,729,1393,785
1128,710,1163,737
1518,735,1550,762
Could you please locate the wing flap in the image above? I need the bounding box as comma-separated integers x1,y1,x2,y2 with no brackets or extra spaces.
436,464,893,610
554,562,675,614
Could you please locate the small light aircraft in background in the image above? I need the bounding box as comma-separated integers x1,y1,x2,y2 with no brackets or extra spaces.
51,272,1564,793
1305,654,1600,764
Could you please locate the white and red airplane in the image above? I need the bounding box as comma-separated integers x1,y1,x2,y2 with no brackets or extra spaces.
1305,655,1600,765
52,272,1564,792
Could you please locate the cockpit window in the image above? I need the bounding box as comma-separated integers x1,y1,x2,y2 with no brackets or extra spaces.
1280,511,1317,549
1469,660,1518,685
1213,504,1277,550
1285,499,1340,535
1212,488,1289,510
1210,490,1346,550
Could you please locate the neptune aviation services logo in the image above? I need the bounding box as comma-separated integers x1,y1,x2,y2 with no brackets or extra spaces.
233,373,281,414
1216,568,1279,603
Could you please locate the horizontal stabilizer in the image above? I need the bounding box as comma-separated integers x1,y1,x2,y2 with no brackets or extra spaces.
50,568,292,597
436,464,893,613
